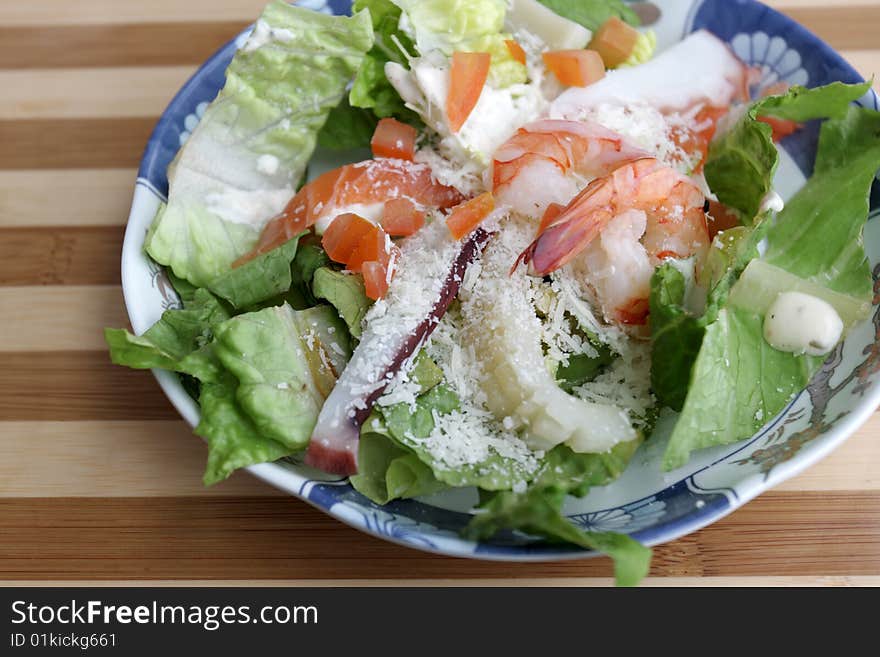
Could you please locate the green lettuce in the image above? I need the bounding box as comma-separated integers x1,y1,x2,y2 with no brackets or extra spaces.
704,81,869,221
197,373,292,485
350,0,419,120
649,217,771,411
146,1,374,287
536,0,639,31
105,288,230,382
213,303,350,450
392,0,527,87
350,432,446,504
207,233,305,309
465,441,650,587
312,267,372,339
663,105,880,469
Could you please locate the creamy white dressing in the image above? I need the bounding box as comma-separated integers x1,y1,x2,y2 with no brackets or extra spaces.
313,202,385,235
256,154,280,176
760,190,785,214
763,291,843,356
242,19,295,52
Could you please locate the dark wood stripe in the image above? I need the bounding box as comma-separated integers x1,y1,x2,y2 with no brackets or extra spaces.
0,492,876,579
0,352,179,421
0,227,124,286
783,7,880,51
0,22,242,69
0,118,156,170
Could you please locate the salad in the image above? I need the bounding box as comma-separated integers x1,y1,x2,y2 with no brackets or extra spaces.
106,0,880,586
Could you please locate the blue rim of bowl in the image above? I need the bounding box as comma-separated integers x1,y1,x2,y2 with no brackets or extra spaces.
125,0,880,561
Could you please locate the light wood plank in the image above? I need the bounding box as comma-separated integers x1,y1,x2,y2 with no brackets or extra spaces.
1,286,127,351
0,0,267,26
0,67,195,120
0,170,136,228
0,421,279,498
0,492,876,579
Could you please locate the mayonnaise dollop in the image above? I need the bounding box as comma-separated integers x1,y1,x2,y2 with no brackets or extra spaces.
763,291,843,356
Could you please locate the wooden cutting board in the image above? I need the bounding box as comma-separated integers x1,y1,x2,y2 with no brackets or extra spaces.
1,0,879,587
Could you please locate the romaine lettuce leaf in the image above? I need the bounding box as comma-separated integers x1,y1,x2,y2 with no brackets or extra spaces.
350,431,446,504
663,105,880,469
197,373,292,485
146,1,374,287
207,233,305,309
464,440,650,587
536,0,639,31
312,267,372,339
704,81,869,221
391,0,527,86
104,288,230,381
213,303,350,450
350,0,420,120
318,96,381,150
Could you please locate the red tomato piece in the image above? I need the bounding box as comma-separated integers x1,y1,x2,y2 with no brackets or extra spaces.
381,198,425,237
446,192,495,240
321,213,376,266
505,39,527,65
542,50,605,87
371,118,418,161
447,51,491,133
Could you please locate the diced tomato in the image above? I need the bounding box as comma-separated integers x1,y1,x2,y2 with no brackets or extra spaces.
706,200,742,240
447,51,491,133
505,39,527,65
381,198,425,237
542,50,605,87
537,202,565,236
347,230,386,273
615,298,650,326
371,118,418,161
446,192,495,240
362,244,401,301
589,16,639,69
321,213,376,265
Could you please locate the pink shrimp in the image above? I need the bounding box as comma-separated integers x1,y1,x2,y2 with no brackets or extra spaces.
490,119,649,219
518,157,709,327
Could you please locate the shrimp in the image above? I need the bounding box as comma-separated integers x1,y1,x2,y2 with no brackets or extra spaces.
236,159,463,265
490,119,649,219
518,157,709,327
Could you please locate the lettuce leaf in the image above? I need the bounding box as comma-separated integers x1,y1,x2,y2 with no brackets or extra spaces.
391,0,527,86
207,233,305,309
146,2,374,287
197,373,292,485
464,441,650,587
704,81,869,221
104,288,230,382
649,217,772,410
663,105,880,469
312,267,372,339
350,432,446,504
213,304,350,450
350,0,419,120
318,96,381,150
536,0,639,31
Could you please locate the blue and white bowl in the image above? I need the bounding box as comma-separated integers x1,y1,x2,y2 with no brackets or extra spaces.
121,0,880,560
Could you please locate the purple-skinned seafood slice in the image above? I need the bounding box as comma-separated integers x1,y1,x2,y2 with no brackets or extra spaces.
305,221,491,475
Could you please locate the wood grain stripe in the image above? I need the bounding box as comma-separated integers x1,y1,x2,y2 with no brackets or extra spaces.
0,421,278,498
0,118,156,170
0,229,123,286
0,351,177,421
781,7,880,50
1,287,128,352
0,67,196,120
0,492,875,579
1,415,878,497
0,0,267,26
0,170,136,227
0,23,243,70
